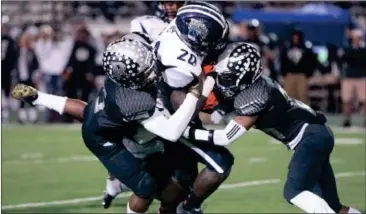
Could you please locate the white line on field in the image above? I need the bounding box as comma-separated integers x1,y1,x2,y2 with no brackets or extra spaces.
269,138,364,145
2,171,364,210
4,124,366,133
3,155,97,166
248,157,268,163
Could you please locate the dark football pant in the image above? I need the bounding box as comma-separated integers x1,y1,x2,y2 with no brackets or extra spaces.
283,124,342,212
82,124,198,199
180,139,234,175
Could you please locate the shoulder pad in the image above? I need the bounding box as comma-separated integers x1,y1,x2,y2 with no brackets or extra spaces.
105,85,157,122
234,77,271,116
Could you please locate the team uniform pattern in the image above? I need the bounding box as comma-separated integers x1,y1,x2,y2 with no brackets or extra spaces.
103,39,157,89
233,76,326,145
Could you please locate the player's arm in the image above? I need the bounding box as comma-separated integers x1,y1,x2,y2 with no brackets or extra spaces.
183,115,257,146
139,78,203,142
183,88,271,146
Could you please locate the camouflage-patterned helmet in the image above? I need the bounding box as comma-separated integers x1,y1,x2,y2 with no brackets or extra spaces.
103,33,159,89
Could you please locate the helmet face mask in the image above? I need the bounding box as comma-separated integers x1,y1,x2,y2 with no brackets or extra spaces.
155,1,183,22
215,71,239,99
103,35,160,90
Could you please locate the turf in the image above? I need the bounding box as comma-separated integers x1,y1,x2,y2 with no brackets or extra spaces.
1,124,365,213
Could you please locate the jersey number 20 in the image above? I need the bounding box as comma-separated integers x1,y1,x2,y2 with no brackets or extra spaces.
177,49,197,66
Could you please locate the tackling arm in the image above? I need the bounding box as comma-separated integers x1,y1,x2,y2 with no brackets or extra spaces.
140,93,199,142
183,115,257,146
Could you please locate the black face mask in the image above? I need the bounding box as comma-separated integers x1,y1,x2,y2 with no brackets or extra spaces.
216,73,239,99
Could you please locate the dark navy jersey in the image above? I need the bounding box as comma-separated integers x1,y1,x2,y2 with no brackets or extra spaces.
83,78,157,143
233,76,326,144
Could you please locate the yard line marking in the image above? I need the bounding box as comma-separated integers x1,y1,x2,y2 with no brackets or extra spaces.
248,157,268,163
2,171,364,210
3,155,97,166
334,138,364,145
4,124,366,134
269,138,364,145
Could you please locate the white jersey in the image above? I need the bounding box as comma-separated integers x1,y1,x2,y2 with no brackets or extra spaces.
129,15,168,41
153,20,204,89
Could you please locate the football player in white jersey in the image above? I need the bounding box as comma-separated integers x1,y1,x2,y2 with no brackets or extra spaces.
129,1,184,40
152,2,234,214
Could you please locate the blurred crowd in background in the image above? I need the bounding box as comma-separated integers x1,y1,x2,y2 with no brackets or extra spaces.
1,1,366,127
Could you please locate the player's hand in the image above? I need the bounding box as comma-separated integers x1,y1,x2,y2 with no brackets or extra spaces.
188,73,203,98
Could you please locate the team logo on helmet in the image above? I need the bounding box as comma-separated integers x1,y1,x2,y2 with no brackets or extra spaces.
188,19,209,43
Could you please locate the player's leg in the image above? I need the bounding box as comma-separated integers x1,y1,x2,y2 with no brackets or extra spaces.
283,124,337,213
11,83,86,122
318,157,361,213
340,79,354,127
12,84,132,208
169,90,234,213
102,172,132,209
81,125,158,213
157,141,198,213
177,140,234,214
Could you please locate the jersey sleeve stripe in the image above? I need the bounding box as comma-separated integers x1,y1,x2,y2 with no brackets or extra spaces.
227,125,240,139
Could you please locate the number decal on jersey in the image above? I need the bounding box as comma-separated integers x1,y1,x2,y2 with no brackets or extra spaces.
277,83,316,115
94,88,106,114
177,49,197,66
94,96,105,114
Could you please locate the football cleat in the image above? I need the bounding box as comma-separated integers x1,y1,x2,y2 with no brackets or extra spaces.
11,84,38,103
102,191,115,209
177,202,203,214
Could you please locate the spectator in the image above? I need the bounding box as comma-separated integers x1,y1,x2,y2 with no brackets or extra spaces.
34,25,73,122
1,23,19,124
63,27,96,122
239,20,275,80
16,32,39,124
340,29,366,127
280,28,316,104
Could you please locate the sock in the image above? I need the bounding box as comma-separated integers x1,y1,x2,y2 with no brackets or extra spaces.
127,202,145,214
183,192,202,210
106,177,122,197
32,92,67,115
348,207,361,214
290,191,335,213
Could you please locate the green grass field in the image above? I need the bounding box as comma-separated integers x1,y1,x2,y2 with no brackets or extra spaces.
2,124,365,213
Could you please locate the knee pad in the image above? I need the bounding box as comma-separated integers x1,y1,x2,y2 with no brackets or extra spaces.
134,172,158,199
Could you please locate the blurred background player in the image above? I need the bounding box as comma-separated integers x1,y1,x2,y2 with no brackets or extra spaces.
129,1,184,40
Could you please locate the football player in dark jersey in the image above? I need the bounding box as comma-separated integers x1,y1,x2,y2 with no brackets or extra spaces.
12,34,203,213
182,42,361,214
13,29,234,214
